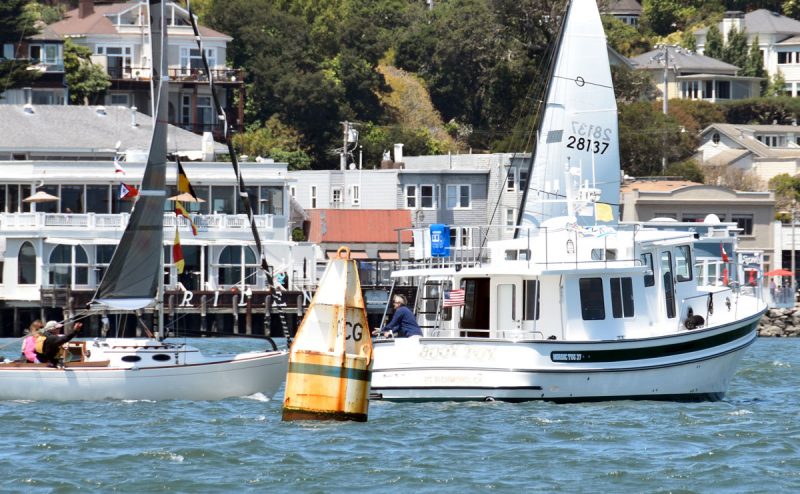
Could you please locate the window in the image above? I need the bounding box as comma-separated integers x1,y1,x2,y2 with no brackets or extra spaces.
641,253,655,287
506,168,516,191
181,94,192,125
49,245,88,287
180,47,216,74
289,186,296,198
523,280,540,320
717,80,731,99
712,132,720,144
86,185,109,213
211,185,235,214
758,135,781,147
778,51,790,64
610,277,634,318
350,185,360,206
446,185,470,209
18,241,36,285
449,227,472,248
310,185,317,208
197,96,214,127
519,168,529,191
260,186,284,215
505,208,517,233
60,185,83,213
579,278,605,320
95,245,115,283
405,185,416,208
732,213,753,235
96,45,132,78
675,245,692,282
331,187,343,206
218,246,257,286
109,94,129,106
420,185,437,209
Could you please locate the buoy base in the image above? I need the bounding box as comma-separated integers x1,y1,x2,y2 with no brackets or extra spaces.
282,407,367,422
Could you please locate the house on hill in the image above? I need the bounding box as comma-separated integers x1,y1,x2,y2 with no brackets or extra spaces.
630,46,762,102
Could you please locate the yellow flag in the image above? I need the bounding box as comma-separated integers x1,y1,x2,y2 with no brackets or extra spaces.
595,202,613,222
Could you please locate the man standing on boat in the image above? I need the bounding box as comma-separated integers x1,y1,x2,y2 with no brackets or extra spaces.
35,321,83,367
377,295,422,338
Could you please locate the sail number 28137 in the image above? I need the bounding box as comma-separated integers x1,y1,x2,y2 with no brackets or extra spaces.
566,121,612,155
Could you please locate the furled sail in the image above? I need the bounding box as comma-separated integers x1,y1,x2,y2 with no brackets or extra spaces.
518,0,620,228
93,0,168,310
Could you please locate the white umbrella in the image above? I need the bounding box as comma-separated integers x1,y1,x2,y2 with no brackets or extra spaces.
168,192,205,203
23,190,59,203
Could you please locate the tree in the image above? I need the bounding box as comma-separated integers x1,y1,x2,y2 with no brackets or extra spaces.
665,159,704,182
0,0,41,95
642,0,682,36
64,39,110,104
768,173,800,212
232,115,312,170
767,69,787,97
784,0,800,20
602,16,651,57
680,30,697,51
611,64,657,103
722,26,748,69
704,24,724,60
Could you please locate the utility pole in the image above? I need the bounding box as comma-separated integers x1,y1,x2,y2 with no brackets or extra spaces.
340,121,349,171
662,44,669,173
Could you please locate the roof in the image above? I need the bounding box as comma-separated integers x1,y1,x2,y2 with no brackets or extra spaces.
308,209,412,244
701,123,800,159
631,46,739,73
704,148,751,166
621,179,701,193
49,1,230,40
0,105,226,155
696,9,800,36
606,0,643,16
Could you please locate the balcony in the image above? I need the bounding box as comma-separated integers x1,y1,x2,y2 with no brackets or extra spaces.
105,66,244,84
0,212,274,232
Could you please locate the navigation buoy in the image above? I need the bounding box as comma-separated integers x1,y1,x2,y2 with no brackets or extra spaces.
282,246,373,421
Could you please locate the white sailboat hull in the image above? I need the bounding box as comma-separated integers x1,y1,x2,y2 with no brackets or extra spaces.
0,340,288,401
370,314,760,402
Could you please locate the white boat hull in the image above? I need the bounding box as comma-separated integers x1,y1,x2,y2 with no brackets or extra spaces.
370,314,761,402
0,340,288,401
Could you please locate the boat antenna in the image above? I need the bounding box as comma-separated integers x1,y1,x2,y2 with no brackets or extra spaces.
515,0,572,237
185,0,273,284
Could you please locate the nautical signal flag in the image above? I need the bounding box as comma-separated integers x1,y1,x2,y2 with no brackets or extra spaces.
442,288,465,307
595,202,613,222
173,229,185,274
114,156,126,175
119,183,138,200
176,157,198,200
175,200,198,236
721,243,730,263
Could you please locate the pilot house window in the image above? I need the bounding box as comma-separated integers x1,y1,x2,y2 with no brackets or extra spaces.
610,277,634,318
579,278,605,320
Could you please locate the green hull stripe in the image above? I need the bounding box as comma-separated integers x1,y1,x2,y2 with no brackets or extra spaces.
288,362,372,382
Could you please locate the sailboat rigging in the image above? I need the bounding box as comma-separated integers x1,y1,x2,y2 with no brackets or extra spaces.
0,0,288,401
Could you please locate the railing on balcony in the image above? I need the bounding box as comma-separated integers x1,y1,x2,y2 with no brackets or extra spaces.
105,66,244,83
0,212,274,231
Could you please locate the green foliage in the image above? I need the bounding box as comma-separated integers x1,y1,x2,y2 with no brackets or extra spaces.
665,159,704,182
0,0,41,93
680,29,697,51
722,96,800,124
618,101,695,176
233,115,312,170
667,99,725,133
611,64,657,103
642,0,683,36
767,69,787,97
63,39,110,104
784,0,800,20
768,173,800,212
602,16,651,57
359,122,450,167
722,26,748,69
292,227,307,242
704,24,724,60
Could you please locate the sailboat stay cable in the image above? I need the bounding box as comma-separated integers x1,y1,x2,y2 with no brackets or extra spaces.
185,0,273,285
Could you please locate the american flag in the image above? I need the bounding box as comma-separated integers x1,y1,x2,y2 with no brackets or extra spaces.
442,289,465,307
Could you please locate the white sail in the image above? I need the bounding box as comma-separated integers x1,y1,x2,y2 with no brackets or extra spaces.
519,0,620,228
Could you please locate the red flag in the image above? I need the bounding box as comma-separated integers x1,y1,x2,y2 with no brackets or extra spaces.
119,183,138,200
173,229,185,274
175,200,198,236
723,266,729,286
720,243,730,263
114,156,126,175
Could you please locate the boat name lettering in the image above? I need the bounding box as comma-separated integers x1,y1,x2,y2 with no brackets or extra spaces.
345,321,364,342
418,345,495,361
552,352,585,362
180,290,194,307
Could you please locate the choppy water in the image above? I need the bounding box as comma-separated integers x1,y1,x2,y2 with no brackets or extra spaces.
0,337,798,493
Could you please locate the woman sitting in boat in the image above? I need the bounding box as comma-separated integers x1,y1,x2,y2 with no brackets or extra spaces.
21,319,43,363
378,295,422,338
34,321,83,367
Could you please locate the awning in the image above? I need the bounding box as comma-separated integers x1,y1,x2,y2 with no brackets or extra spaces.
378,251,399,260
327,250,369,260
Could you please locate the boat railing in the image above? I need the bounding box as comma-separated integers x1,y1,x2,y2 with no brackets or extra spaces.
426,327,546,340
394,223,644,272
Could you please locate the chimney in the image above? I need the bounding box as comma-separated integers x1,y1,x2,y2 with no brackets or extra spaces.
722,11,745,42
79,0,94,19
393,143,404,166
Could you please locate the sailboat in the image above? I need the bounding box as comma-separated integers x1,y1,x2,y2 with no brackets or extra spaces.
368,0,767,402
0,0,288,401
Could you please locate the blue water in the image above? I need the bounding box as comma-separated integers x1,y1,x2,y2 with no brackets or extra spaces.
1,337,798,493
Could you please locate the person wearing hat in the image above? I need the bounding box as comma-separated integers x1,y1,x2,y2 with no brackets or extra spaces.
20,319,43,363
34,320,83,367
